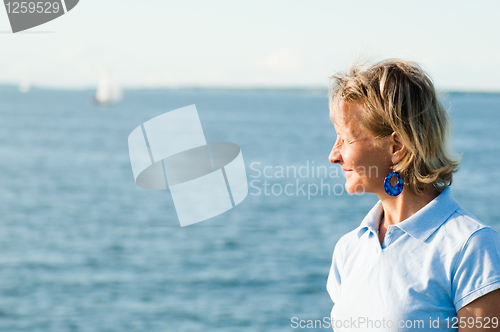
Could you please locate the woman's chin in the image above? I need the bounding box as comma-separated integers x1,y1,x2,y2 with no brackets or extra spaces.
345,182,366,195
344,183,355,194
345,186,355,194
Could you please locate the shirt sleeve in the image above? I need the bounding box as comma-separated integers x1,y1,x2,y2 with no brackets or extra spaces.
327,241,343,304
452,227,500,311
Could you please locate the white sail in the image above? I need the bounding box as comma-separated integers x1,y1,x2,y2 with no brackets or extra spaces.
94,69,122,105
18,80,31,93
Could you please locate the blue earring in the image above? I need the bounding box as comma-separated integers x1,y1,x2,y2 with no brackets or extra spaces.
384,171,403,196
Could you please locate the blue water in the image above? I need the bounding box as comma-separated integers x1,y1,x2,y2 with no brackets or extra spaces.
0,87,499,331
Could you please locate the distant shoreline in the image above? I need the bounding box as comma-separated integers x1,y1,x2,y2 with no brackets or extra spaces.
0,84,499,95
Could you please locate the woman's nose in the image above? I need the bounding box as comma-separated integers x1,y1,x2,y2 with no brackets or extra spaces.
329,146,342,164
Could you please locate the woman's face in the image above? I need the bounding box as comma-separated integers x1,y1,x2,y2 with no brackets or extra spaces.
329,100,393,195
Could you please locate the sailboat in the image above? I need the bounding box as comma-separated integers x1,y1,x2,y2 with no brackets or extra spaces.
92,69,122,106
18,80,31,93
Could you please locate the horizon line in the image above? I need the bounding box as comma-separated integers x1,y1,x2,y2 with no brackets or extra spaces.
1,83,499,94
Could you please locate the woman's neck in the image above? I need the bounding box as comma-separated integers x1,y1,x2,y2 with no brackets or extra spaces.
377,186,440,245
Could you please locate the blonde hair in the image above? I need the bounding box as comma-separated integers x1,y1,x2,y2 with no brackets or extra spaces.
329,58,460,194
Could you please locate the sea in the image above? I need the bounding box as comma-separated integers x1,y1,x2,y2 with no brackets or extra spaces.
1,87,499,331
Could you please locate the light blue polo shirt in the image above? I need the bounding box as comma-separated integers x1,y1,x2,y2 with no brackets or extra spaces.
327,187,500,331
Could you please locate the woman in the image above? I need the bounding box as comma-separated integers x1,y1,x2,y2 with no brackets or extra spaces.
326,59,500,331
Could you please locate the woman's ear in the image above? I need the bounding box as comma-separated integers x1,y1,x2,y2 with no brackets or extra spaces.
390,132,407,164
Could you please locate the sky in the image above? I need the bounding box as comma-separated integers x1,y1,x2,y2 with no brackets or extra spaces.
0,0,499,91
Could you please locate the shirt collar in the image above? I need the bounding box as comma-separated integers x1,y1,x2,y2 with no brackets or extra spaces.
357,200,384,238
357,187,460,242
